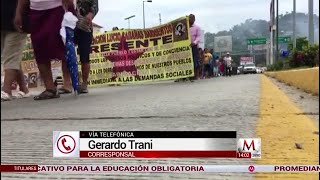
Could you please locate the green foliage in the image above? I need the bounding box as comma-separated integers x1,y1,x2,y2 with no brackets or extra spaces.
288,37,309,51
204,11,319,70
302,44,319,67
287,44,319,68
267,60,284,71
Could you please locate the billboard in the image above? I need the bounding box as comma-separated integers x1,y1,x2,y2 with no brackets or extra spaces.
214,36,232,52
240,56,254,65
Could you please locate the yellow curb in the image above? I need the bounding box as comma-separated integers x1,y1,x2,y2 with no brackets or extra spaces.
256,75,319,179
264,67,319,96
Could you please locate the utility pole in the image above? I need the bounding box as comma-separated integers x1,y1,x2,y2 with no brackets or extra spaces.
275,0,279,63
270,0,275,65
293,0,296,48
143,0,152,29
308,0,314,44
159,13,162,25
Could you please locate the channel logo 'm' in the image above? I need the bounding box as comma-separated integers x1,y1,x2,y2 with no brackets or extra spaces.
237,138,261,159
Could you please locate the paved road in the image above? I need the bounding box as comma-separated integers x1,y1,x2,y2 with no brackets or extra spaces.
1,75,260,179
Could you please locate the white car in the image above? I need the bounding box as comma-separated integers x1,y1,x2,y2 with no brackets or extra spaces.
260,67,267,73
243,64,257,74
256,68,262,74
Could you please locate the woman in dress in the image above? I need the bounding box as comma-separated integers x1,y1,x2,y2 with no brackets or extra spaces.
16,0,74,100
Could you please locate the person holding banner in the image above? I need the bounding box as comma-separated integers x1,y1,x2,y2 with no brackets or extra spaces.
61,0,99,94
1,0,30,101
189,14,201,81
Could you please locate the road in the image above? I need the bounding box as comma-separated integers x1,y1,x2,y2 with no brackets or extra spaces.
1,74,317,179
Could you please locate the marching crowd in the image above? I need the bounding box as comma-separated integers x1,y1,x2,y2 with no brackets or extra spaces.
177,14,233,82
1,0,232,102
196,49,234,79
1,0,98,101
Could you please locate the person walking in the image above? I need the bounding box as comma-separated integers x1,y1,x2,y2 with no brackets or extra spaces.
219,58,224,76
209,49,214,77
61,0,99,94
1,0,30,101
213,55,219,77
224,52,233,77
15,0,76,100
203,48,212,79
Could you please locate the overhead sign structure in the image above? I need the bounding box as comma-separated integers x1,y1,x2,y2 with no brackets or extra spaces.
278,36,291,44
247,38,267,45
247,36,290,46
214,36,232,52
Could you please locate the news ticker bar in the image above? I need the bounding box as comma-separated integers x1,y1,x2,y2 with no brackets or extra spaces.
54,131,261,158
1,165,319,173
54,131,243,158
79,131,237,138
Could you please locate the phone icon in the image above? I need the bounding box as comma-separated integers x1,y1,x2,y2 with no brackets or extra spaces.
56,135,76,154
55,133,77,156
61,138,71,151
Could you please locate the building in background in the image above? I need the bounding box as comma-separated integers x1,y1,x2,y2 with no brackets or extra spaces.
92,22,103,33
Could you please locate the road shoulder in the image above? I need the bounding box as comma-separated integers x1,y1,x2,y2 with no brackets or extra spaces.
256,75,319,179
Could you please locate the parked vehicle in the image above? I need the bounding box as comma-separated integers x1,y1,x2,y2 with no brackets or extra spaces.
256,68,262,74
243,63,257,74
260,67,267,73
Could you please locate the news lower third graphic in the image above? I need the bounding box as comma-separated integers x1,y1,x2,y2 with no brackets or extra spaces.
53,131,80,158
52,131,263,159
1,132,319,173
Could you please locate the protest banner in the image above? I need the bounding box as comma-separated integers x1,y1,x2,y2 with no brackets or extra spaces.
21,37,62,89
20,16,193,88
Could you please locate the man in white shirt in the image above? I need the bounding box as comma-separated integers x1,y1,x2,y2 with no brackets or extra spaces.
224,52,233,77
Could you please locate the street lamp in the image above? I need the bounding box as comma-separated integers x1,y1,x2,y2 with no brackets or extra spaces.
143,0,152,29
124,15,135,29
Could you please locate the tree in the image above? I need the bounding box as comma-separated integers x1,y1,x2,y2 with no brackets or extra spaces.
288,37,308,51
205,12,319,51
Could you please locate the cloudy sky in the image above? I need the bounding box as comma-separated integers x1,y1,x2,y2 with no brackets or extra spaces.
93,0,319,33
